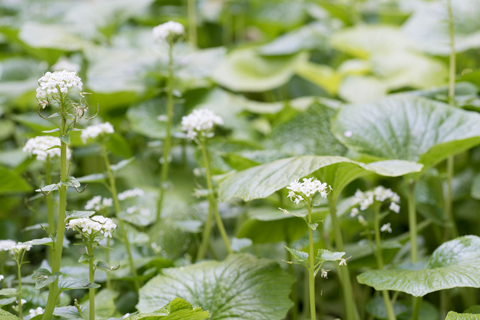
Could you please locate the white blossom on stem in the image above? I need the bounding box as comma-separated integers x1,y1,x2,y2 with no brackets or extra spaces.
353,186,400,212
81,122,114,144
181,109,223,140
36,70,83,102
67,216,117,239
152,21,185,43
29,307,44,316
381,223,392,233
286,177,331,205
23,136,72,161
85,196,113,211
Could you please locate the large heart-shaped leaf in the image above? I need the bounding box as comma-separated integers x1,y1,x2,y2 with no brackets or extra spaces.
357,236,480,297
212,48,307,92
219,155,422,201
331,96,480,175
446,311,480,320
0,309,21,320
127,298,209,320
137,254,294,320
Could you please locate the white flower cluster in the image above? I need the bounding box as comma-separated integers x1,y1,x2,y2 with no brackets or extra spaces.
29,307,44,316
23,136,72,162
381,223,392,233
350,186,400,215
152,21,185,42
0,240,17,251
0,275,4,281
1,240,32,254
67,216,117,238
81,122,114,144
181,109,224,140
286,178,330,204
85,196,113,211
36,70,83,100
118,188,144,201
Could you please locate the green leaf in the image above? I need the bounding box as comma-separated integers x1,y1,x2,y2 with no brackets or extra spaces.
18,22,90,51
58,277,101,292
218,155,422,202
25,238,54,246
66,211,96,220
32,268,61,289
82,289,119,319
60,134,71,145
0,297,17,306
317,249,345,261
111,157,135,172
35,183,59,193
106,133,132,158
295,61,342,95
446,312,480,320
53,306,84,319
127,100,167,139
357,236,480,297
0,309,21,319
96,260,120,272
137,254,294,320
78,254,94,264
366,295,409,319
212,48,308,92
331,96,480,177
285,246,309,262
0,167,32,194
127,297,209,320
471,173,480,200
0,289,17,296
76,173,106,183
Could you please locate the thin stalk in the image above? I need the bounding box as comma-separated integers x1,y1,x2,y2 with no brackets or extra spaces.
87,245,95,320
412,297,422,320
42,96,69,320
286,238,298,320
373,206,396,320
445,0,459,241
406,178,418,263
105,238,111,290
102,143,139,292
188,0,197,48
196,205,214,261
17,258,23,319
157,39,175,220
45,157,55,264
306,199,316,320
200,138,232,254
328,198,360,320
1,254,6,287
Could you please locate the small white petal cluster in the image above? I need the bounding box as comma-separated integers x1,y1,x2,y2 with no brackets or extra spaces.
320,269,329,278
0,240,17,251
123,313,131,319
81,122,114,144
17,299,27,305
23,136,72,161
36,70,83,100
381,223,392,233
118,188,144,201
339,258,347,266
152,21,185,42
0,275,4,281
181,109,224,140
85,196,113,211
29,307,44,316
67,216,117,238
352,186,400,213
286,178,330,205
3,242,32,254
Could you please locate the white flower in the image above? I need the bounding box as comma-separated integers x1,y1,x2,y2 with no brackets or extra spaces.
29,307,44,316
0,275,4,281
353,186,400,211
118,188,144,201
123,313,131,319
181,109,223,140
67,216,117,238
339,258,347,266
152,21,185,42
350,208,359,217
17,299,27,304
381,223,392,233
85,196,113,211
286,178,330,204
23,136,72,162
7,242,32,254
320,269,328,278
358,215,368,226
36,70,83,101
344,130,353,137
52,59,81,72
81,122,114,144
389,202,400,213
0,240,17,251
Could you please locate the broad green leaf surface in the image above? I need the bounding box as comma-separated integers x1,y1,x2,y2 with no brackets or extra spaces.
0,309,21,319
53,306,83,319
127,297,209,320
357,236,480,297
0,167,32,194
82,288,119,319
212,48,307,92
295,61,342,95
331,96,480,174
338,75,387,103
366,295,439,320
137,254,294,320
402,0,480,55
218,155,422,201
446,311,480,320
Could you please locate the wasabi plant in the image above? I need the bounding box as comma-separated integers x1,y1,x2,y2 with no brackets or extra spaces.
279,177,346,320
152,21,185,219
82,122,139,291
350,186,401,320
67,214,118,320
181,109,231,259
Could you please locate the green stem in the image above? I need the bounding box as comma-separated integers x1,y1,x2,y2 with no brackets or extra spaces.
17,259,23,319
45,157,55,265
328,198,360,320
42,96,69,320
406,178,418,263
412,296,422,320
105,238,111,290
374,206,396,320
102,143,139,292
188,0,197,48
87,245,95,320
200,138,232,254
445,0,459,241
157,39,175,221
306,200,316,320
286,238,298,320
196,206,214,261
